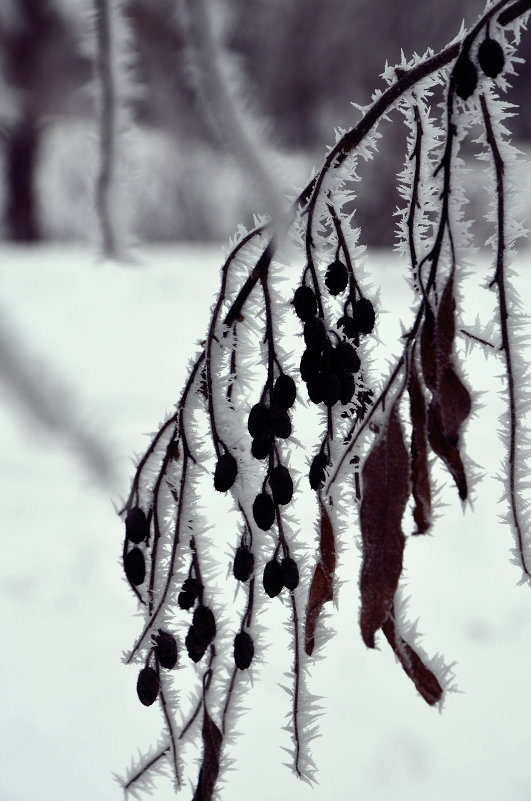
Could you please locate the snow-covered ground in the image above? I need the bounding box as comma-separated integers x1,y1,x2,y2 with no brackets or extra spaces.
1,242,531,801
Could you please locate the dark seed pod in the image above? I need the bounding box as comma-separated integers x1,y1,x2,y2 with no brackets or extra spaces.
337,340,361,373
337,315,358,340
454,54,478,100
178,590,195,610
234,631,254,670
125,506,149,544
478,37,504,78
253,492,276,531
125,547,146,586
304,317,327,353
137,666,159,706
300,348,321,382
185,625,208,662
309,452,328,490
193,605,216,645
281,556,299,590
154,630,178,670
307,373,323,405
293,285,317,321
269,465,293,506
325,260,348,295
233,546,254,581
251,436,272,460
269,405,292,439
273,374,296,410
182,577,200,598
214,451,238,492
248,403,271,439
321,372,341,407
263,559,284,598
338,370,355,405
178,576,199,609
353,297,375,335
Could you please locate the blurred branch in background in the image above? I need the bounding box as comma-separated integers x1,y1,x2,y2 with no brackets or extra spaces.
180,0,287,222
0,303,117,488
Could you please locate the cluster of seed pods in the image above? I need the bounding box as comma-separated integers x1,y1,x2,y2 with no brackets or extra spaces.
293,257,375,491
123,507,180,705
454,28,505,99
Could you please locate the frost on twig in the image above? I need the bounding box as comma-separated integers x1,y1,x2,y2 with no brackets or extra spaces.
118,2,531,797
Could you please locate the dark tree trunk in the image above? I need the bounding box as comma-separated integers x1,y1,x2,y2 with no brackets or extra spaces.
5,118,41,242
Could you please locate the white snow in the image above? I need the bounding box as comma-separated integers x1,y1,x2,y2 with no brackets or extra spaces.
1,242,531,801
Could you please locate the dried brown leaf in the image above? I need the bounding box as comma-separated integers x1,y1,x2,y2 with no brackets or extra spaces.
192,706,223,801
359,406,410,648
427,366,471,500
420,305,436,392
304,499,336,656
408,358,431,534
382,614,443,706
420,273,471,500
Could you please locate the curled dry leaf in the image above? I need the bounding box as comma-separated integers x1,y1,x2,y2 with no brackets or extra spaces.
421,273,471,500
408,358,431,534
192,706,223,801
382,613,443,706
304,499,336,656
359,406,410,649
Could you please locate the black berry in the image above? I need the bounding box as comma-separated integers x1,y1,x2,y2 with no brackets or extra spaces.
233,546,254,581
336,340,360,373
125,547,146,586
353,297,375,335
454,54,478,100
321,372,340,407
325,260,348,295
269,465,293,506
248,403,271,439
137,666,159,706
253,492,276,531
214,451,238,492
234,631,254,670
293,285,317,321
281,556,299,590
269,405,292,439
154,630,178,670
263,559,284,598
304,317,327,353
125,506,149,544
300,348,321,382
185,625,208,662
309,452,328,490
251,436,272,460
273,374,296,409
478,37,504,78
193,605,216,645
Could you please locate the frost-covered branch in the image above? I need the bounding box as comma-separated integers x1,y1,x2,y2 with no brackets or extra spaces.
118,2,531,798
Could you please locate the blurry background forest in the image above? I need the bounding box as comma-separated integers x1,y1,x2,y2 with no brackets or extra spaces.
1,0,530,248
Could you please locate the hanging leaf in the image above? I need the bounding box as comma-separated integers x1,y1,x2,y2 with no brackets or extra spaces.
192,706,223,801
427,367,471,500
421,274,471,500
304,499,336,656
359,406,410,648
408,358,431,534
382,613,443,706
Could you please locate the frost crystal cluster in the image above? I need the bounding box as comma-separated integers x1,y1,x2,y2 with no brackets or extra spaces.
118,2,531,798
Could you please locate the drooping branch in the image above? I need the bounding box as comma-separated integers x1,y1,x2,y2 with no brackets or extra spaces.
119,2,531,798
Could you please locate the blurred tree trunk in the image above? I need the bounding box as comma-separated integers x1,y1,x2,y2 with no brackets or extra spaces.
1,0,89,243
5,116,41,242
